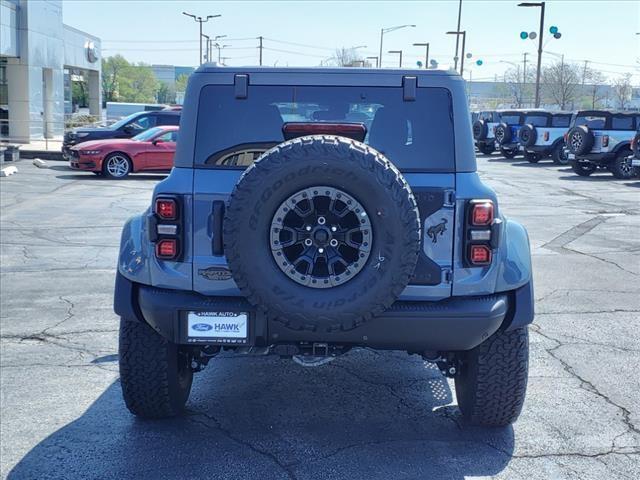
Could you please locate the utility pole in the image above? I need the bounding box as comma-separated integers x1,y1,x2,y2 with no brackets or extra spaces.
413,42,430,69
182,12,221,65
523,52,528,105
453,0,463,70
582,59,589,88
258,36,263,66
518,2,545,107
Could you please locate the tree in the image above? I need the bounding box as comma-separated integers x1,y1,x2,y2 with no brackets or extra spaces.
156,82,175,104
327,47,364,67
500,66,535,108
541,59,580,109
72,81,88,108
612,73,633,109
175,74,189,94
582,68,608,109
101,55,129,103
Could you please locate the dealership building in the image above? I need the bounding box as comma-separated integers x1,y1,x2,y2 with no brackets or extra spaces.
0,0,101,143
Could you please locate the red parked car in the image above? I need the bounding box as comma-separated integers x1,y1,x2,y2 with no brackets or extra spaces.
69,125,179,179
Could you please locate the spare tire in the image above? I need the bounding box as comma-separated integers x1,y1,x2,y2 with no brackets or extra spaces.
633,132,640,159
566,126,594,155
518,124,537,148
494,123,512,145
473,120,488,140
224,135,421,332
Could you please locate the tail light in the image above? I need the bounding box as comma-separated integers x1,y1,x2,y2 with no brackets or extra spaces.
465,200,496,267
602,135,609,148
153,196,182,260
282,122,366,142
543,131,550,141
632,136,637,151
155,198,177,220
563,132,568,143
156,239,178,259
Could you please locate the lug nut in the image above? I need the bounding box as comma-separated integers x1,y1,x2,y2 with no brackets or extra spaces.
448,367,456,375
318,217,326,225
318,248,324,254
331,226,337,232
305,225,312,231
304,239,313,246
330,239,338,247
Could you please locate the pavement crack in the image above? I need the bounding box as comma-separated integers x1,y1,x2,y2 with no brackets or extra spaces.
41,296,76,334
187,412,298,480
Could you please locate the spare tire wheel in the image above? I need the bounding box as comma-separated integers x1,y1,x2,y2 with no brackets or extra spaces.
224,135,421,332
566,126,594,155
495,123,512,145
473,120,488,140
518,124,537,148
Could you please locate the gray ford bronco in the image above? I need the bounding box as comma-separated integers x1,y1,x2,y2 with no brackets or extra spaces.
114,66,534,427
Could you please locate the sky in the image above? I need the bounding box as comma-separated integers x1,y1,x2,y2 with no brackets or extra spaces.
62,0,640,84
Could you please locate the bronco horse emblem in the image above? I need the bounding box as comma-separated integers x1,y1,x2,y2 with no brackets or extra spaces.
426,218,448,244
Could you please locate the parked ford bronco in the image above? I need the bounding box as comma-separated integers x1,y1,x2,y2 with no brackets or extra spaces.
114,66,534,427
565,110,639,179
517,111,572,164
494,111,525,159
472,110,501,155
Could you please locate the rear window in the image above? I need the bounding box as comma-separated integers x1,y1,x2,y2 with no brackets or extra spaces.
611,116,634,130
524,115,548,127
551,116,571,128
479,111,496,122
574,115,606,129
501,115,521,125
195,85,455,172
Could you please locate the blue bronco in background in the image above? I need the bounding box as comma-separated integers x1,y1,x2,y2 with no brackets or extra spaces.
114,66,534,427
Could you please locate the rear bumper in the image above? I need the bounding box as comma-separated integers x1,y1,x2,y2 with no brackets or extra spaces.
524,145,552,154
565,151,616,164
114,273,534,352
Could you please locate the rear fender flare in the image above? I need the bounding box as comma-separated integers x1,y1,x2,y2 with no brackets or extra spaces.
494,218,532,292
118,212,152,285
611,141,631,155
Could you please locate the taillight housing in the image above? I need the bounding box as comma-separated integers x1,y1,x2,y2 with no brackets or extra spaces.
470,201,494,226
155,198,177,220
465,200,496,267
563,132,568,143
153,196,182,260
602,135,609,148
543,131,550,141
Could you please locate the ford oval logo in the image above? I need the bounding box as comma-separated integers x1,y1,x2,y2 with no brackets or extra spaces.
192,323,213,332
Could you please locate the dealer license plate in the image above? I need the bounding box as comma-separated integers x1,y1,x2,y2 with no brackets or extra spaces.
187,311,248,341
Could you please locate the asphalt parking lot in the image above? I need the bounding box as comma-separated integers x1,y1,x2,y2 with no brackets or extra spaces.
1,157,639,480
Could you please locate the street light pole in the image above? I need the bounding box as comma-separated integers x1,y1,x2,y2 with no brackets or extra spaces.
413,43,430,68
378,24,416,68
446,30,466,75
388,50,403,68
366,56,379,68
182,11,221,65
518,2,545,107
453,0,463,70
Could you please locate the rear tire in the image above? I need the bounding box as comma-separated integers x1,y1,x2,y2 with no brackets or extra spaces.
524,152,541,163
552,143,569,165
571,161,597,177
609,149,635,179
119,318,193,418
500,148,517,159
478,144,495,155
455,327,529,427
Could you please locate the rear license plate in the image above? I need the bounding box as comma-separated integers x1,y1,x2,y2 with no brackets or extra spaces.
632,159,640,167
187,311,248,342
568,153,575,160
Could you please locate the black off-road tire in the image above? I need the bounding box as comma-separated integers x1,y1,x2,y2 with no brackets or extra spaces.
571,161,597,177
478,143,495,155
494,123,512,145
473,120,488,140
566,126,594,156
518,124,537,148
524,152,541,163
119,318,193,418
224,135,421,332
455,327,529,427
552,142,569,165
609,149,635,179
500,147,518,159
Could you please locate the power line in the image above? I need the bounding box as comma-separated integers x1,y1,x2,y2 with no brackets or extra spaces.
263,47,328,59
262,37,335,51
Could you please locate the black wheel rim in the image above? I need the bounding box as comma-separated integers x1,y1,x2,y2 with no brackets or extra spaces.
270,186,372,288
570,132,582,152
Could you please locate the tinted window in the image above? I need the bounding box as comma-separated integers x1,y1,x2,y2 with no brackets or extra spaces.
128,115,156,131
574,115,606,129
132,127,163,141
195,85,455,172
501,115,521,125
525,115,548,127
479,111,495,122
551,116,571,127
611,116,634,130
157,114,180,126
